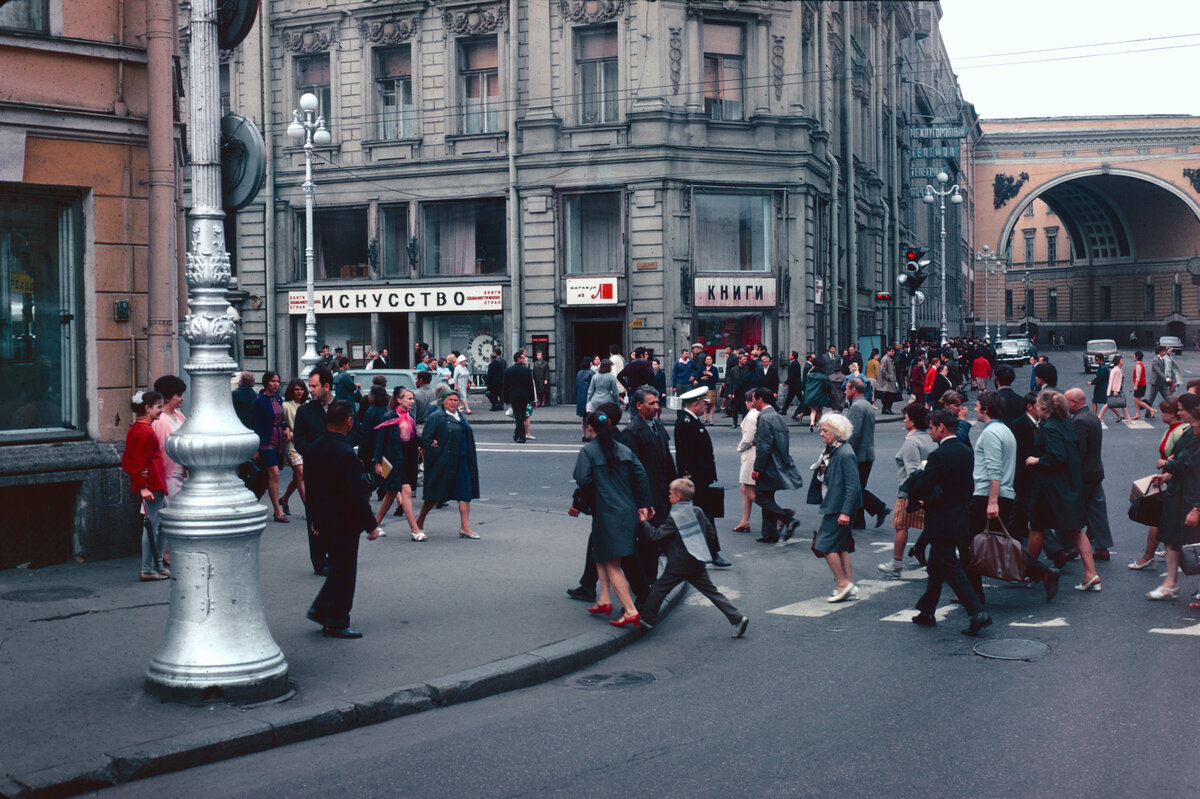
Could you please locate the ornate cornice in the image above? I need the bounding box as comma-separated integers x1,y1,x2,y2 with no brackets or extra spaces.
281,25,337,54
442,4,507,36
359,14,421,45
560,0,623,25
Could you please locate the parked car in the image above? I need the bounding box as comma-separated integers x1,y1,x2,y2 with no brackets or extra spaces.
1083,339,1119,373
1158,335,1184,355
995,338,1037,365
351,368,421,393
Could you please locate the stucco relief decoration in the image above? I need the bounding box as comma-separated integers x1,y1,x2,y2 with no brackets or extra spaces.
443,4,508,36
771,36,785,101
282,25,337,54
801,4,814,43
219,48,234,63
669,27,682,94
992,171,1030,210
560,0,623,24
1184,168,1200,194
185,223,232,289
183,313,238,346
359,15,420,44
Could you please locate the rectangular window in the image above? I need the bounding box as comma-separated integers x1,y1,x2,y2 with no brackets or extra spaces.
219,64,232,117
1023,231,1036,268
1047,287,1057,319
1101,285,1112,319
696,312,766,355
422,199,507,276
1005,289,1013,317
0,0,47,32
694,193,770,271
1175,282,1183,314
703,22,744,122
381,204,411,277
376,46,414,140
1025,287,1035,317
296,208,369,280
577,25,619,124
564,193,621,273
460,38,500,134
295,54,332,127
1145,282,1155,316
0,187,83,439
423,313,503,376
1046,233,1057,267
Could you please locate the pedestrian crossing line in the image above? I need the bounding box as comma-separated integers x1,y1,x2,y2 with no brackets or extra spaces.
879,605,961,623
765,578,906,618
685,586,742,606
1123,419,1154,430
1149,623,1200,636
475,447,581,454
1009,617,1069,628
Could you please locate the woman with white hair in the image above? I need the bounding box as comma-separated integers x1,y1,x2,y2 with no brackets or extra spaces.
812,413,863,602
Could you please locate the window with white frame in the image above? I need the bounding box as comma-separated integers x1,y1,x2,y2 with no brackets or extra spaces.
564,193,621,274
295,54,332,127
694,193,770,271
703,22,744,122
422,200,507,276
376,46,414,140
460,37,500,134
1045,229,1058,267
577,25,618,125
381,204,411,277
1023,229,1035,267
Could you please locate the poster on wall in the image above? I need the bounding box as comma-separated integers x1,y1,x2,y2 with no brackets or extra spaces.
564,277,618,306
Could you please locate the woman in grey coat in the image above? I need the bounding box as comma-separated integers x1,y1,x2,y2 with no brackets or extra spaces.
572,410,654,627
812,413,863,602
586,359,621,410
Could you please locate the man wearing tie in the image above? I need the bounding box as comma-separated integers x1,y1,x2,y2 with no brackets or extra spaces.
625,387,677,588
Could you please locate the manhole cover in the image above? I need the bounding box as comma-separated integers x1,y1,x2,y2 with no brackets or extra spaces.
571,671,655,690
973,638,1050,661
1,586,95,603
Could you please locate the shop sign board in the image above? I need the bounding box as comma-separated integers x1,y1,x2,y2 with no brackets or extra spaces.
564,277,618,306
814,277,824,305
288,285,503,315
911,145,959,159
910,126,968,139
694,275,777,307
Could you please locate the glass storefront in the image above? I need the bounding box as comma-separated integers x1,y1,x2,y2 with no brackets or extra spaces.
422,312,503,376
696,311,767,354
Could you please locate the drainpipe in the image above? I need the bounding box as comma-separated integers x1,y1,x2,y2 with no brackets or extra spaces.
843,6,857,345
507,0,521,356
146,0,176,378
889,11,899,343
820,4,839,349
260,0,277,365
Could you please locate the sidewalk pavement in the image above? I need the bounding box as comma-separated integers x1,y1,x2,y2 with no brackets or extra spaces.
0,494,685,797
465,400,903,427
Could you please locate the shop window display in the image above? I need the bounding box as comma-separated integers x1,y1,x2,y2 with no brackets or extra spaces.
422,200,506,276
425,313,502,377
296,208,369,280
696,312,765,355
694,193,770,271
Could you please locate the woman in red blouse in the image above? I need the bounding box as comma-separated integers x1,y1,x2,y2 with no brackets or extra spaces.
121,390,170,582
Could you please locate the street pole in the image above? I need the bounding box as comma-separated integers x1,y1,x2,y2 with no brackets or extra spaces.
997,263,1006,340
148,0,288,702
288,94,330,378
976,245,997,341
924,171,963,346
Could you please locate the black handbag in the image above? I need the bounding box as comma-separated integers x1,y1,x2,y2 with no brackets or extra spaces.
1181,543,1200,576
571,484,596,516
1106,393,1127,409
1128,493,1163,526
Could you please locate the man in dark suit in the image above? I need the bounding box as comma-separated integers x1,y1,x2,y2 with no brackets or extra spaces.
844,378,890,529
909,408,992,636
674,387,730,567
992,364,1025,423
625,387,677,587
1066,388,1113,561
724,352,746,428
502,350,536,443
618,346,655,395
486,348,506,410
760,353,781,408
293,366,339,575
304,400,384,639
750,389,803,542
780,351,805,418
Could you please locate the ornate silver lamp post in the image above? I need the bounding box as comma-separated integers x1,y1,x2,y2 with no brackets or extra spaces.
923,171,963,345
976,244,999,341
147,0,288,702
288,94,331,378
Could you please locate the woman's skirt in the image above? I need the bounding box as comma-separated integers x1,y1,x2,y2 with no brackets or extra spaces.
813,513,855,557
893,496,924,531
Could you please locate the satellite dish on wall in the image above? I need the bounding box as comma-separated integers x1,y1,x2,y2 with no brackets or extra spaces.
218,0,260,51
221,113,266,212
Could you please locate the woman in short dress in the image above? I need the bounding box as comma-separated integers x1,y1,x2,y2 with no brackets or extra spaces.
1130,397,1184,570
417,390,481,538
250,371,288,522
1098,354,1130,424
452,354,473,414
878,402,936,577
733,390,759,533
812,413,862,602
280,379,308,516
1147,392,1200,602
373,387,425,540
121,390,169,581
803,360,829,431
1130,350,1157,421
698,354,719,423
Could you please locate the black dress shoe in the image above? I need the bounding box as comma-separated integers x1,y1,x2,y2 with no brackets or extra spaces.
711,554,733,568
1043,568,1060,602
962,612,993,637
566,586,597,602
323,626,363,639
755,536,780,544
781,518,800,541
314,565,331,577
306,607,325,626
912,612,937,627
874,508,891,528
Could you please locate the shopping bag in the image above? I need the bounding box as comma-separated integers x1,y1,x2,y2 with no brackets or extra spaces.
967,518,1026,582
1180,543,1200,576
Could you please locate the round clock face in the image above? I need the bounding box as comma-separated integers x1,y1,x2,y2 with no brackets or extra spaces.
469,334,496,372
1187,256,1200,277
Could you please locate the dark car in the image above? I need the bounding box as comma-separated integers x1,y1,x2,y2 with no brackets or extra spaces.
1083,339,1119,374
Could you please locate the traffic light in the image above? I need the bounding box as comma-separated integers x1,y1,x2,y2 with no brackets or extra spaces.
898,247,930,303
875,292,892,303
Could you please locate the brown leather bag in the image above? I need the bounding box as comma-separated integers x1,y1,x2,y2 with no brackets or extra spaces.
967,518,1026,582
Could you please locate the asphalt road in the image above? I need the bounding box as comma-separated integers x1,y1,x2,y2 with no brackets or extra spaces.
93,349,1200,799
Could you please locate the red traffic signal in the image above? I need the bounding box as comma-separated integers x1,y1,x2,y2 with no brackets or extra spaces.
875,292,892,303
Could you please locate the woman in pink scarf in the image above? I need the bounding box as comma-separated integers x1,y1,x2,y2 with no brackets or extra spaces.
372,387,425,540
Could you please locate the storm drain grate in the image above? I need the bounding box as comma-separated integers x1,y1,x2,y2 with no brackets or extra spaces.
2,586,95,603
973,638,1050,661
570,671,656,690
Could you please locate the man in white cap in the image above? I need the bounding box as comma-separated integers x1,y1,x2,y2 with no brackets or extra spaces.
674,385,731,567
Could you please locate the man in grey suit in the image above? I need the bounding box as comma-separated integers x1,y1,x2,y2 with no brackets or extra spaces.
750,388,803,543
1146,345,1171,407
844,378,890,529
1065,388,1113,561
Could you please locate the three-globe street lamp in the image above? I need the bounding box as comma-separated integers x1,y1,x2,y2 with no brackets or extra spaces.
923,171,963,346
976,245,1001,342
288,93,331,378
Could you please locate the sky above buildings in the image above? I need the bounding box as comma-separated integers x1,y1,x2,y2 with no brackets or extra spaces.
938,0,1200,119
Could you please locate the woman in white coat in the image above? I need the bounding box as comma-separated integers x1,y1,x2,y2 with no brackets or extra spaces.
732,390,759,533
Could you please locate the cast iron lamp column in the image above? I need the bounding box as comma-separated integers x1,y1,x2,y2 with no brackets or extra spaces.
923,171,963,345
146,0,288,702
288,93,331,378
976,245,999,341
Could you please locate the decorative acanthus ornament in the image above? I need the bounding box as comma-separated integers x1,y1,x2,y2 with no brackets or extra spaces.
183,312,238,346
359,15,420,44
282,25,337,54
1184,168,1200,193
560,0,623,24
801,3,815,43
771,36,785,101
184,222,232,288
992,171,1030,210
668,27,682,94
442,4,507,36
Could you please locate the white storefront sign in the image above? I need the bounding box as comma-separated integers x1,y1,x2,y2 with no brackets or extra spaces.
288,285,504,315
564,277,618,306
694,276,777,307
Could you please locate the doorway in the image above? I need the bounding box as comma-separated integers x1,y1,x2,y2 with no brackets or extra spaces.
383,315,411,367
567,318,624,403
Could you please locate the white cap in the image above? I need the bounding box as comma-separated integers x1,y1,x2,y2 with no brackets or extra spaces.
680,386,708,402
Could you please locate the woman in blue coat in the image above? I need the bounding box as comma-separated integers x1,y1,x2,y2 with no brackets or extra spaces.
812,412,862,602
416,391,481,539
250,371,288,522
575,357,595,442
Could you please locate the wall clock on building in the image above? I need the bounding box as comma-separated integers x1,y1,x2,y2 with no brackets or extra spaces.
469,334,496,371
1187,256,1200,285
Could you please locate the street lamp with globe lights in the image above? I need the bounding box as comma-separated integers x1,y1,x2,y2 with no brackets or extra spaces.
923,171,963,346
288,92,331,378
975,245,1001,342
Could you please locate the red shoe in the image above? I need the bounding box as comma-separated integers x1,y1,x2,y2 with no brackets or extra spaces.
587,603,612,616
610,614,641,627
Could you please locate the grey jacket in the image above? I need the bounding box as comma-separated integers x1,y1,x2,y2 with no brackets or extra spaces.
752,406,804,491
1150,355,1168,387
819,443,862,517
586,371,621,408
845,396,876,464
877,354,899,394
